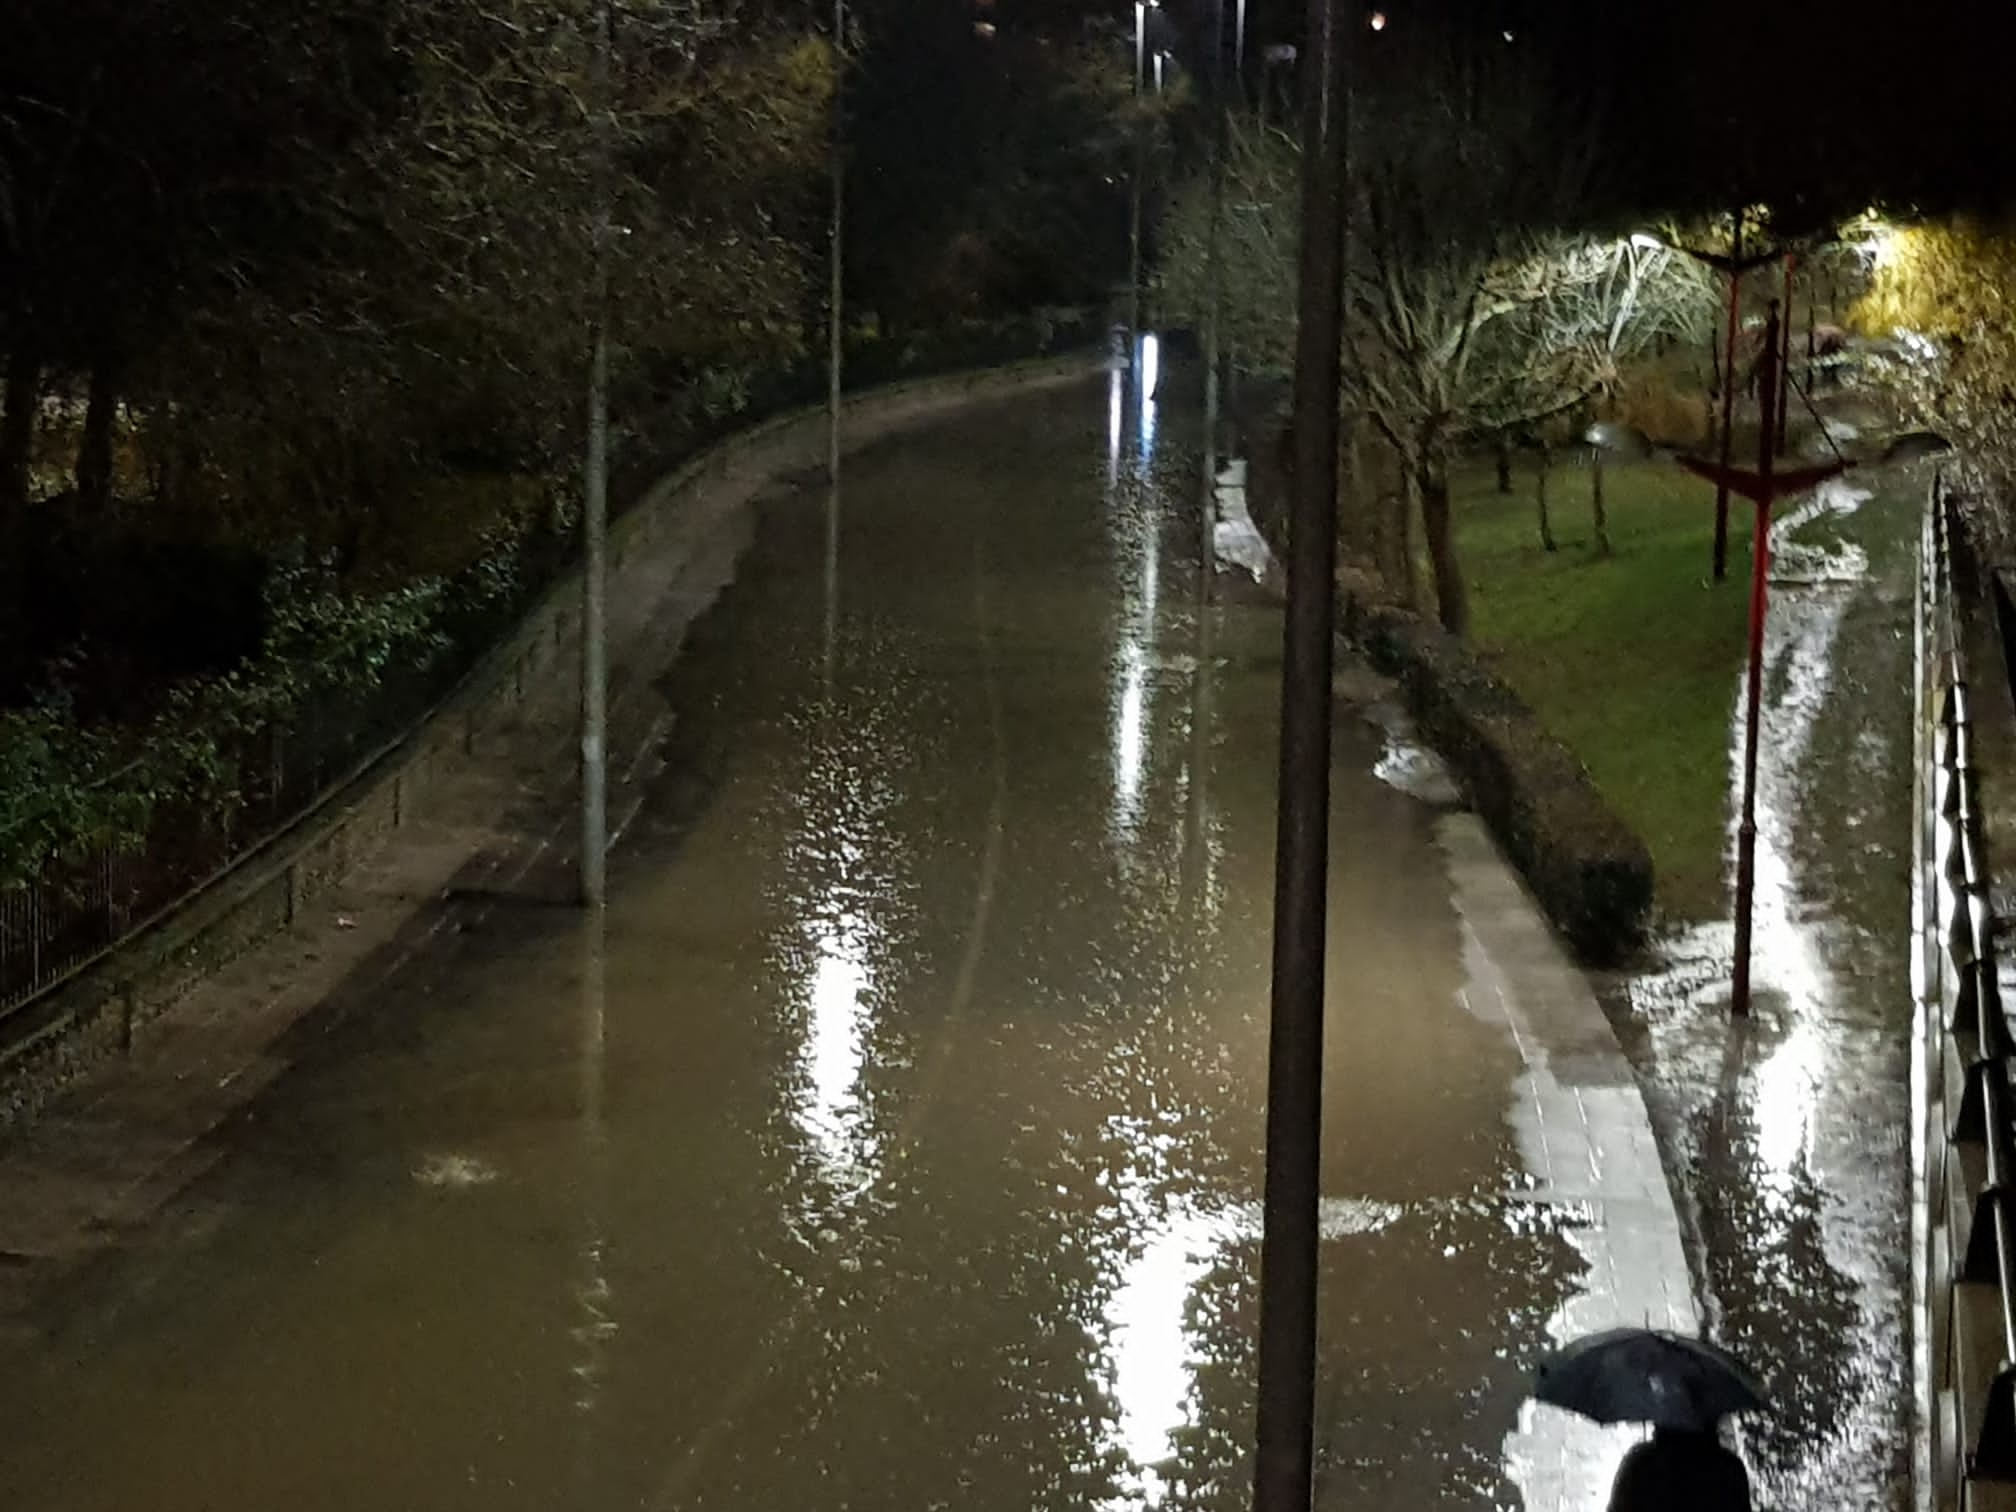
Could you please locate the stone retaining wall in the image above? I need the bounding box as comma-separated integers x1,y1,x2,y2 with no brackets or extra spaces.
0,353,1099,1129
1245,441,1654,963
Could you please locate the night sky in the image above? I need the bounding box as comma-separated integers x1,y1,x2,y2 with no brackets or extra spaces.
1098,0,2016,223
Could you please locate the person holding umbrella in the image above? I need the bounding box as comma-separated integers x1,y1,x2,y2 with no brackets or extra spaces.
1606,1424,1752,1510
1533,1327,1767,1511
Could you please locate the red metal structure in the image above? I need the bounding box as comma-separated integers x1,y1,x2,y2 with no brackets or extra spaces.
1676,304,1850,1016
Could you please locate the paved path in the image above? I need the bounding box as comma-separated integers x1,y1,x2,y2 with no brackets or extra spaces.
1609,461,1927,1511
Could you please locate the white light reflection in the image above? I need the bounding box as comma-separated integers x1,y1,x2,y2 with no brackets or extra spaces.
1103,1211,1224,1505
1093,1179,1417,1507
1108,364,1124,486
1113,643,1148,833
797,903,879,1197
1094,1108,1236,1511
1737,483,1865,1203
1137,333,1160,463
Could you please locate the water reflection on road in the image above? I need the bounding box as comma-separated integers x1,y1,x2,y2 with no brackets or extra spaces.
1,371,1586,1511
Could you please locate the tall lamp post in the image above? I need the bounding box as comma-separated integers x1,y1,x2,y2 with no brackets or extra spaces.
1253,0,1348,1503
1200,0,1229,544
1128,0,1153,342
580,0,613,908
827,0,845,482
1676,303,1849,1016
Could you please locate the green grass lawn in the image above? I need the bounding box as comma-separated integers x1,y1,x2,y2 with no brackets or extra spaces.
1451,456,1749,922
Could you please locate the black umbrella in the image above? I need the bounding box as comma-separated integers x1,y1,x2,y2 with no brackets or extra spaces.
1534,1328,1768,1431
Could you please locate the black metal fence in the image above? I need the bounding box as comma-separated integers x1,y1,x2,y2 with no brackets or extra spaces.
1921,469,2016,1509
0,311,1102,1021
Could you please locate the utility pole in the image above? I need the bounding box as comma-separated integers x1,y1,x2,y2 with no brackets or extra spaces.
1200,0,1228,553
1253,0,1347,1504
1129,1,1146,343
579,0,612,908
1711,209,1742,582
828,0,845,482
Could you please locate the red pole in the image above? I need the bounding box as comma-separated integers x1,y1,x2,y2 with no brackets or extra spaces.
1731,302,1781,1019
1711,218,1742,583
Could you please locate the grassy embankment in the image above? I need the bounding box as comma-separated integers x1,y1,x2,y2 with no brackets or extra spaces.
1451,456,1747,922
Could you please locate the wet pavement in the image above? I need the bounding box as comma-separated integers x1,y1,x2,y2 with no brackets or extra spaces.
0,370,1689,1510
1608,462,1926,1512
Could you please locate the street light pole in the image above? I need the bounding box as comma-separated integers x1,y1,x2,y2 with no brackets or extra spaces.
1200,0,1228,551
1677,301,1850,1017
1129,0,1146,343
579,0,612,908
1711,210,1743,582
827,0,844,482
1253,0,1347,1502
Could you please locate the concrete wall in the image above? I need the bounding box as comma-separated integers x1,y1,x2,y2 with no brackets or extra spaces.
0,352,1099,1133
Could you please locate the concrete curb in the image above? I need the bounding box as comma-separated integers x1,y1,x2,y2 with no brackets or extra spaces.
1442,812,1697,1510
0,351,1100,1136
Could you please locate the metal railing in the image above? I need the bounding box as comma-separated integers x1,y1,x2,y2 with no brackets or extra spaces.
1922,470,2016,1510
0,311,1104,1023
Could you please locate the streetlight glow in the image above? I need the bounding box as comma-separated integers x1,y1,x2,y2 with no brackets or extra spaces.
1368,10,1386,29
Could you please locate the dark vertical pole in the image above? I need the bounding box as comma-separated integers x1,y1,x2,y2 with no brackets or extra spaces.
1775,253,1795,457
1223,0,1250,464
579,0,612,908
1732,303,1781,1019
1201,0,1228,547
827,0,845,482
1253,0,1346,1505
1711,210,1742,582
1129,2,1146,343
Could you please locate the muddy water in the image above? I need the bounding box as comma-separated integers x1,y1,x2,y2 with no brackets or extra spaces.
0,376,1578,1510
1613,466,1924,1512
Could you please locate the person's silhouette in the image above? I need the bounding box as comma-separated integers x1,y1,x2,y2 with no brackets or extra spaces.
1607,1426,1752,1510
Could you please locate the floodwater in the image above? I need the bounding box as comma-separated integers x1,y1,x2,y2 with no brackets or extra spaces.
1,369,1591,1509
1611,464,1923,1512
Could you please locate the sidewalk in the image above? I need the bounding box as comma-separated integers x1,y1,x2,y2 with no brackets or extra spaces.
0,475,756,1328
1600,459,1926,1512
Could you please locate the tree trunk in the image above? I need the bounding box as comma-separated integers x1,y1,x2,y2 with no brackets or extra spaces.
1419,458,1468,636
1536,441,1556,552
75,350,120,516
1591,447,1612,558
0,343,37,521
1495,432,1513,494
1338,414,1368,563
1393,467,1419,610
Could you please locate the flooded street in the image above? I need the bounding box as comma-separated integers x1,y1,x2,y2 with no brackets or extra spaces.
2,374,1664,1510
1611,466,1923,1511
